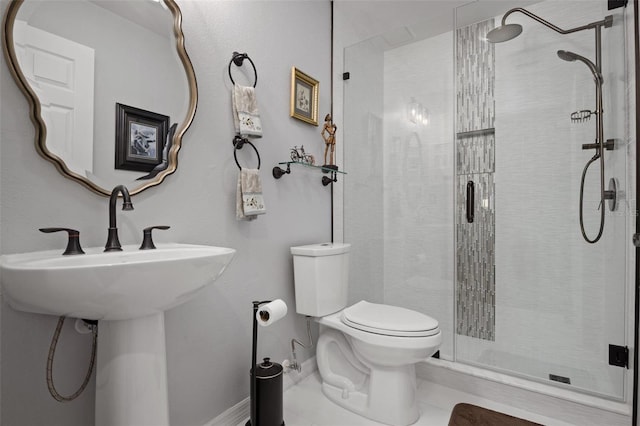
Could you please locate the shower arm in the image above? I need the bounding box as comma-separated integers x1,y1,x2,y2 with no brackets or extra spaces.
501,8,612,36
501,8,613,70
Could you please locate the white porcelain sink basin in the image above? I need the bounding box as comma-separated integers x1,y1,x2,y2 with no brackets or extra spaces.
0,243,235,320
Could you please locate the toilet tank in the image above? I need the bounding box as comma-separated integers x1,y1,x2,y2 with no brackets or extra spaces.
290,243,350,317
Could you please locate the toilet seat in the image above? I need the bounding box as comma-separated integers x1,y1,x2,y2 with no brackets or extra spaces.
341,301,439,337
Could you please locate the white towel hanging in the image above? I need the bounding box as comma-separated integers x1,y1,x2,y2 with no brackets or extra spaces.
232,85,263,138
236,168,266,220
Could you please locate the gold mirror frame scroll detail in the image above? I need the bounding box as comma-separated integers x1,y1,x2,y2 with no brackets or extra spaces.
1,0,198,196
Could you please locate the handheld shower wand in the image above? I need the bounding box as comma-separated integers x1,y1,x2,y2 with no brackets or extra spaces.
486,8,615,244
557,49,611,243
557,50,602,82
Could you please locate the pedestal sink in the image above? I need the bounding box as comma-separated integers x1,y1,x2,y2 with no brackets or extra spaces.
0,243,235,426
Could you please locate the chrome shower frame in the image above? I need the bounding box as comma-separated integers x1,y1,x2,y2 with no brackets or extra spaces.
488,8,614,243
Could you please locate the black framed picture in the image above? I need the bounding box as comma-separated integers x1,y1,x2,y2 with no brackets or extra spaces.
115,103,170,172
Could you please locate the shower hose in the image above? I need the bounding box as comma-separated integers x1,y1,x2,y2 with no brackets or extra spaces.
579,149,606,244
46,316,98,402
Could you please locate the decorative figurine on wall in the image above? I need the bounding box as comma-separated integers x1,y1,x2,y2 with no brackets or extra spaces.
321,113,338,170
290,145,315,165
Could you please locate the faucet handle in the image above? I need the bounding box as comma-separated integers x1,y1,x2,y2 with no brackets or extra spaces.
139,226,170,250
39,228,85,255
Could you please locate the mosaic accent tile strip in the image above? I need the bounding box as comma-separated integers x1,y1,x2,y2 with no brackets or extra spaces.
456,18,496,341
457,133,495,175
456,19,495,133
456,173,495,340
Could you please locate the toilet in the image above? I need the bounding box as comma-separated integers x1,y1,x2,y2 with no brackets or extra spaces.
291,243,441,426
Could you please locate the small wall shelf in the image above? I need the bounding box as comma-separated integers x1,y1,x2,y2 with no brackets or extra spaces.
272,161,346,186
456,128,495,138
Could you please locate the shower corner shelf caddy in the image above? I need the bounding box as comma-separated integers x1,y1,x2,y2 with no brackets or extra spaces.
272,161,346,186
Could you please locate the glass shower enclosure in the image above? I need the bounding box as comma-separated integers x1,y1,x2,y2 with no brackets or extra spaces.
342,0,630,400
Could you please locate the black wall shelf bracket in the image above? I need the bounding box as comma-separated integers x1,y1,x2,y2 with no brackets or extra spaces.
272,161,346,186
272,163,291,179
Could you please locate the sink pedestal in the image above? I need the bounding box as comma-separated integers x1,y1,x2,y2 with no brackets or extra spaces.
95,313,169,426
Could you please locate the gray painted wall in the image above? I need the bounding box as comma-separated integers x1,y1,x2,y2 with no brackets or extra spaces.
0,0,331,424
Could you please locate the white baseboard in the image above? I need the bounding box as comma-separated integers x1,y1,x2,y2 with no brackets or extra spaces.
204,397,250,426
205,357,317,426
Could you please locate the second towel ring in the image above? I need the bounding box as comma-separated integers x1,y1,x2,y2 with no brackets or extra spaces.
233,136,261,170
228,52,257,88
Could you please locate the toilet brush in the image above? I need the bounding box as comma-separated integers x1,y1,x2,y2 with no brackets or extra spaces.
246,300,285,426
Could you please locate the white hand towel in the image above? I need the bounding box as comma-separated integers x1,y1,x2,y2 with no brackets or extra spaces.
232,85,263,138
236,168,266,220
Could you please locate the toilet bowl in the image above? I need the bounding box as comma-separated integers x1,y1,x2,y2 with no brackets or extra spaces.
316,301,441,426
291,243,441,426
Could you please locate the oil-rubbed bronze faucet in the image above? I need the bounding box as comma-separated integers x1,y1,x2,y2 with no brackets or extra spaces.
104,185,134,252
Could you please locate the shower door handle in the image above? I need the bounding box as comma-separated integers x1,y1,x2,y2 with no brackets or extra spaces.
466,180,474,223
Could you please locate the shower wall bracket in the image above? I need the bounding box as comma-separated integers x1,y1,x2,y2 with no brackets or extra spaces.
582,139,616,151
608,0,628,11
609,344,629,368
604,178,618,211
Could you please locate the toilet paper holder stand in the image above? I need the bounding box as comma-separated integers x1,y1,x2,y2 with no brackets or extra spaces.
247,300,285,426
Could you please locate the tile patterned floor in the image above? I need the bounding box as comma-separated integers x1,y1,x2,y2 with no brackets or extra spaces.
237,367,604,426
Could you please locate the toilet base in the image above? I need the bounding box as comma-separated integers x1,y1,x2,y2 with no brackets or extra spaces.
320,364,420,426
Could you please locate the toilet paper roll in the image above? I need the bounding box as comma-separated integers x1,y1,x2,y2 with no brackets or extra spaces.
257,299,288,327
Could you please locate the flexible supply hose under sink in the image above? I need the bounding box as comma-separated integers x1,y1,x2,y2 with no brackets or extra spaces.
46,316,97,402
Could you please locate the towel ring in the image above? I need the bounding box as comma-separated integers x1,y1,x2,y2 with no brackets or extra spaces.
228,52,257,88
233,136,261,170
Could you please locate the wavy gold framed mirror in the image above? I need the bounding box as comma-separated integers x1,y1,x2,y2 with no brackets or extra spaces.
2,0,198,196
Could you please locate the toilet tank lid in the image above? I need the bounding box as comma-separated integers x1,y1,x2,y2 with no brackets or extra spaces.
290,243,351,256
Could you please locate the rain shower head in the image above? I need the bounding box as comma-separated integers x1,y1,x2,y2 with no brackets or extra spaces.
557,50,602,83
485,23,523,43
486,8,612,45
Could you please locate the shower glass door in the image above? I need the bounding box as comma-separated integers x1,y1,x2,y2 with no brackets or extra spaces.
454,0,628,399
343,23,456,358
342,0,630,400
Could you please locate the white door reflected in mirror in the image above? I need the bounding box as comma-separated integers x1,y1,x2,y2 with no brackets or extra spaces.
14,20,95,176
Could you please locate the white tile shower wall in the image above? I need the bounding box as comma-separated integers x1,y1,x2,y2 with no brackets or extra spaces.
454,0,628,399
382,32,455,359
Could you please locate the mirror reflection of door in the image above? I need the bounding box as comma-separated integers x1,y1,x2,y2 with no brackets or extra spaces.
13,20,95,176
